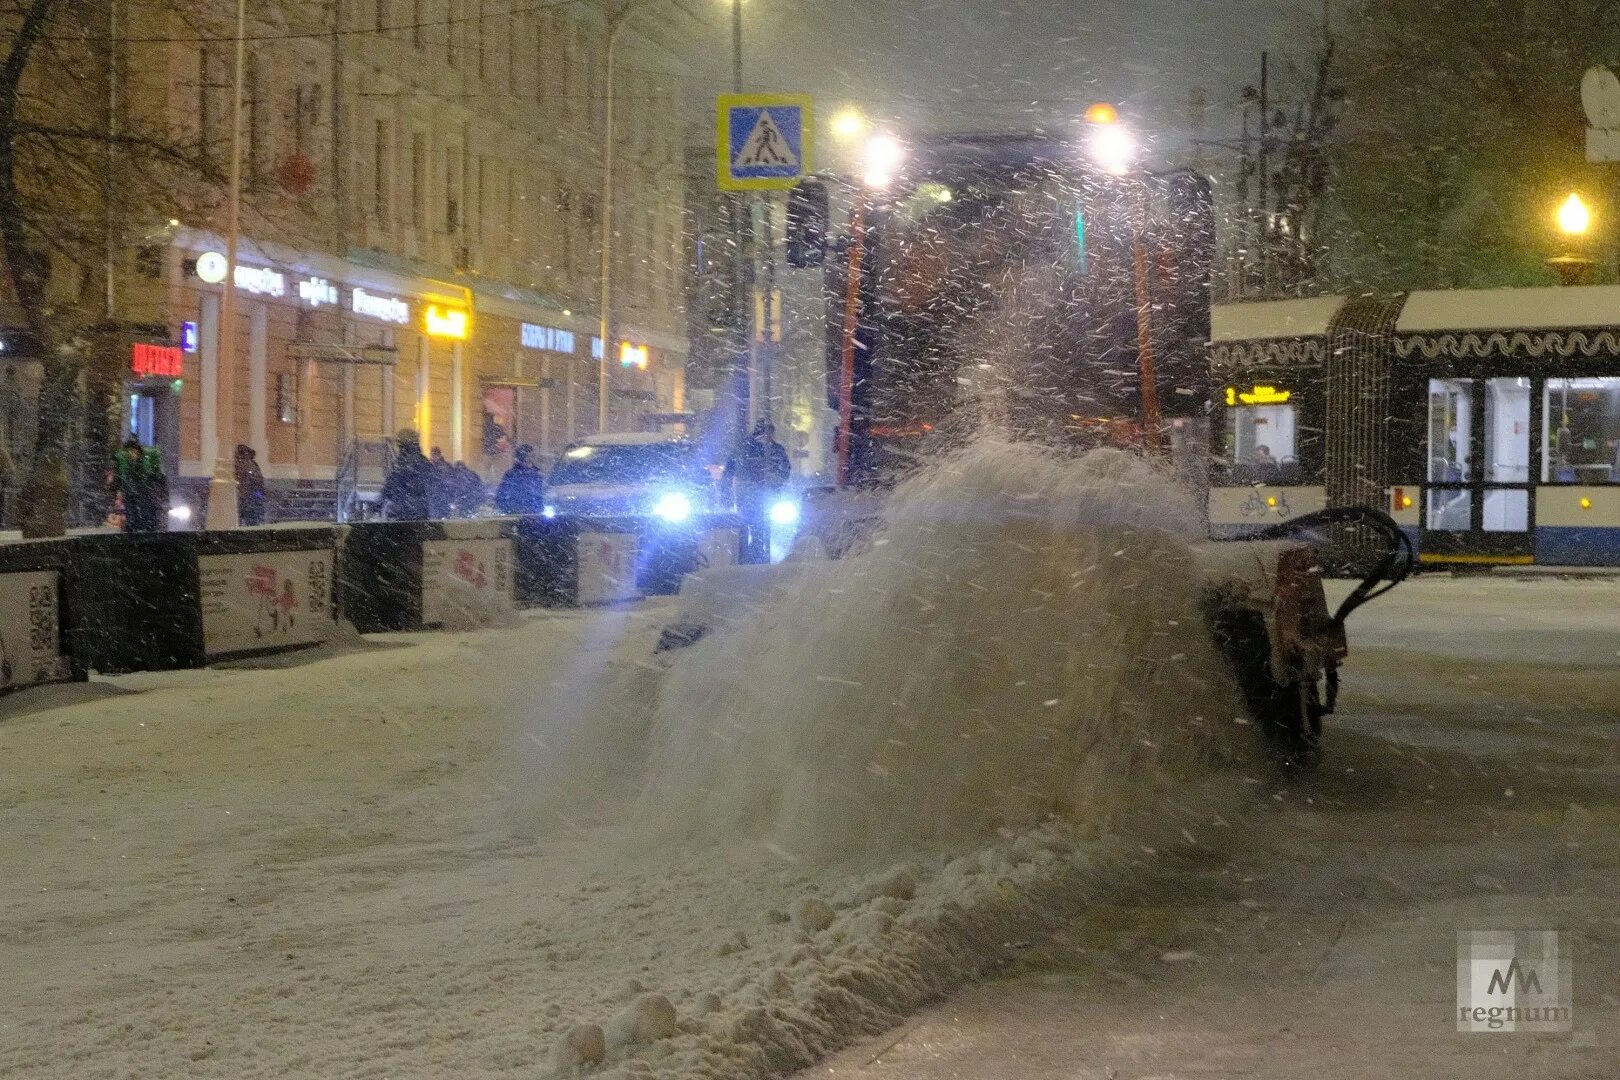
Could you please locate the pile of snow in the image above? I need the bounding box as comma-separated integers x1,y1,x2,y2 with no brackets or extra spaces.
605,439,1248,861
520,440,1257,1075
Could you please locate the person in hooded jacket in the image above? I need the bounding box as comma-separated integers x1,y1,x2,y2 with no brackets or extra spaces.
109,439,170,532
234,444,267,525
494,444,546,515
381,430,433,520
722,421,791,562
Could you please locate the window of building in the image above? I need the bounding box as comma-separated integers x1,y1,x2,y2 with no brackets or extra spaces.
245,59,269,182
411,133,427,228
446,149,462,233
276,373,297,424
373,119,392,224
199,48,228,168
534,17,546,103
412,0,424,47
1545,377,1620,483
473,0,487,81
447,0,461,65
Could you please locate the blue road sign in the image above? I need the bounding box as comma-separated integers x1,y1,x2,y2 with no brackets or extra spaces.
717,94,813,191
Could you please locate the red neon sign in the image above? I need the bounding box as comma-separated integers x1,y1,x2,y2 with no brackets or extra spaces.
131,342,183,378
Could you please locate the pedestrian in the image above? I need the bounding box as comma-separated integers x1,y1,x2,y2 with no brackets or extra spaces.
234,444,267,526
381,429,433,520
722,420,791,561
109,439,170,533
450,461,485,517
494,443,546,515
428,447,454,518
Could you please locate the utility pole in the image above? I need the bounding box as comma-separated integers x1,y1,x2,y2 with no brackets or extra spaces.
204,0,248,529
730,0,755,438
1257,49,1270,297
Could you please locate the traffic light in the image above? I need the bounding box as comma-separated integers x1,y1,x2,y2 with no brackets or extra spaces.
786,178,829,268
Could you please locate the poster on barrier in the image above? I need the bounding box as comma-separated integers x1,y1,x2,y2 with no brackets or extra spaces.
577,532,639,606
0,570,71,689
698,527,740,571
199,550,336,658
422,538,514,626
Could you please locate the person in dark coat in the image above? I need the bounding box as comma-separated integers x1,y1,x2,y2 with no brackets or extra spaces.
381,430,433,520
450,462,485,517
428,447,454,518
494,444,546,515
723,421,792,561
109,439,170,533
234,444,267,526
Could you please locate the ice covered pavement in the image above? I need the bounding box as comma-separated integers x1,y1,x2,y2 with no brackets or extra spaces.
809,574,1620,1080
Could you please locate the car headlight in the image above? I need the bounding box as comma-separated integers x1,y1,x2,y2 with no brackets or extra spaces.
768,498,800,527
651,490,693,524
541,504,557,519
168,504,192,523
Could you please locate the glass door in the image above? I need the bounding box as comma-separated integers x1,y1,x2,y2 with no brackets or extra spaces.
1421,376,1536,561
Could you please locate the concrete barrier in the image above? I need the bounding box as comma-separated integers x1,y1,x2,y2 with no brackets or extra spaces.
0,537,83,691
339,519,515,632
68,526,339,674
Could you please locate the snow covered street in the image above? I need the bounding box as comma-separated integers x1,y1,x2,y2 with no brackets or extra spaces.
811,574,1620,1079
2,573,1617,1079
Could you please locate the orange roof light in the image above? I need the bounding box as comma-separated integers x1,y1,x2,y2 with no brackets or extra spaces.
1084,102,1120,125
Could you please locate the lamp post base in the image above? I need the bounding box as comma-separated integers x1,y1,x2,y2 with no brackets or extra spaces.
204,461,240,530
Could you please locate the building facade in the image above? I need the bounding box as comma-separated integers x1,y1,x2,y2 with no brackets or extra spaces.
0,0,693,520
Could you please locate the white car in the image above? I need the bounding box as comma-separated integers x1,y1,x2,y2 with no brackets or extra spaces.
544,434,713,524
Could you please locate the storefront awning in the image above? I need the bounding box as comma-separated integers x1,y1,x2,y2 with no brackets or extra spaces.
1210,296,1347,342
286,342,398,365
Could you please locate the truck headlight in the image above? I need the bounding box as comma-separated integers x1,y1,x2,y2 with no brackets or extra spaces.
652,490,693,524
768,498,800,527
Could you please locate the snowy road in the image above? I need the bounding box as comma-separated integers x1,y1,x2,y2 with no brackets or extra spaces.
2,574,1617,1079
810,574,1620,1079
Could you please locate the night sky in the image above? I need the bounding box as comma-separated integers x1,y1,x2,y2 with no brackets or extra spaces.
679,0,1325,164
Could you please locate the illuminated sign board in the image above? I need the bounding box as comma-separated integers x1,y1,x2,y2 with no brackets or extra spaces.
180,321,199,353
351,287,410,325
425,305,469,340
193,251,287,297
1224,384,1292,406
298,276,338,307
131,342,184,378
195,251,227,283
619,343,649,369
521,323,575,353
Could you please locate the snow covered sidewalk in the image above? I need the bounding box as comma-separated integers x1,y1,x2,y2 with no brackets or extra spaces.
808,575,1620,1079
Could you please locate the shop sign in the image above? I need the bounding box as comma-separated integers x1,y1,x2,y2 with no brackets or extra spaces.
132,342,184,378
619,342,649,369
521,323,576,353
421,538,513,625
298,276,339,308
198,549,336,658
0,570,72,690
1223,384,1292,406
180,321,199,353
425,305,469,340
195,251,289,297
351,286,411,325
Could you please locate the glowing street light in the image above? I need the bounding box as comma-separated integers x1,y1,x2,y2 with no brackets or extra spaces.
863,133,904,189
1087,121,1136,175
1557,191,1593,236
830,108,868,142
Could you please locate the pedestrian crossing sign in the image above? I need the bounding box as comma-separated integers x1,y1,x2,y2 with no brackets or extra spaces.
717,93,813,191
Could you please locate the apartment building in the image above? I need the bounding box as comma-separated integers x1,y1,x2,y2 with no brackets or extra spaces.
0,0,693,518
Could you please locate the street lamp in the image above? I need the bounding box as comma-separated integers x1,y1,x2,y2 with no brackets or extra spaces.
830,108,868,142
1557,192,1592,237
204,0,249,529
1549,191,1596,285
862,134,904,189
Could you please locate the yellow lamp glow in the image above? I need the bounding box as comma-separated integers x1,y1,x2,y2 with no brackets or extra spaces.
425,305,469,340
1581,496,1593,510
619,342,649,369
1266,495,1279,508
1558,192,1592,237
1084,102,1120,125
830,109,867,142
